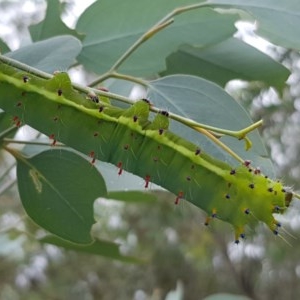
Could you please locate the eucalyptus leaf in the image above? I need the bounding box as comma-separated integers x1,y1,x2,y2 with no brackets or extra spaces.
40,235,141,263
0,38,10,54
207,0,300,50
5,36,82,72
29,0,83,41
107,190,158,204
163,38,290,91
148,75,274,176
76,0,238,76
15,149,107,244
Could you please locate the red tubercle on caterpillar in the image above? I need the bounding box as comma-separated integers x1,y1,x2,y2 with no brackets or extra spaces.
12,116,21,127
175,191,183,205
89,151,96,165
144,175,151,189
98,87,109,92
244,160,251,167
254,167,261,175
285,191,293,207
117,161,123,175
49,133,57,146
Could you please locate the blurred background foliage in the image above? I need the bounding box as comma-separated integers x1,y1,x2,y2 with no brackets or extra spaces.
1,1,300,300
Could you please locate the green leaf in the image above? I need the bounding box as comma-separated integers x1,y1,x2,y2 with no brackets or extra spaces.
0,38,10,54
29,0,83,41
147,75,274,176
5,35,81,73
76,0,238,76
207,0,300,50
15,149,107,244
163,38,290,91
107,191,158,204
5,36,82,73
40,235,141,263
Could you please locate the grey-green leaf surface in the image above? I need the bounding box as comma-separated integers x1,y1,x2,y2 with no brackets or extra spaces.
5,36,82,72
16,149,107,244
207,0,300,50
147,75,274,176
94,161,163,191
29,0,83,41
40,235,141,263
163,38,290,90
76,0,238,76
107,191,158,204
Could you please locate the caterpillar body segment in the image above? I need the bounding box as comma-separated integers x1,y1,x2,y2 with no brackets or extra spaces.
0,61,292,241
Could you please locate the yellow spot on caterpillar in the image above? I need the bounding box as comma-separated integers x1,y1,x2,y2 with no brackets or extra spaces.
29,169,43,193
212,208,217,218
234,226,245,244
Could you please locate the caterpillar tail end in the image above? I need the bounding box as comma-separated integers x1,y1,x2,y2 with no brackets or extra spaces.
234,227,246,244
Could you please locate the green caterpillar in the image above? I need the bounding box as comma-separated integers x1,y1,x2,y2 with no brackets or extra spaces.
0,58,295,243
